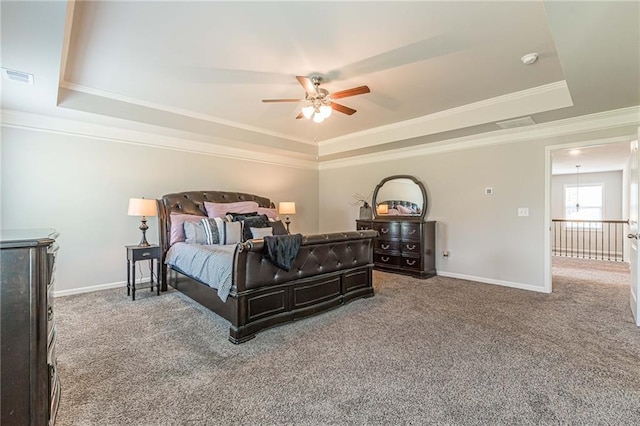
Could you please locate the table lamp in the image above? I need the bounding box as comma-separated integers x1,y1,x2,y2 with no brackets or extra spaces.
128,197,157,247
278,202,296,233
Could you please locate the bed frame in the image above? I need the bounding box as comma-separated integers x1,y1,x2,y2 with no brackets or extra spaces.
157,190,377,344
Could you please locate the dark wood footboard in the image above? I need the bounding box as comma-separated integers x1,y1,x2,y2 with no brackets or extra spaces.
157,190,377,343
168,231,376,344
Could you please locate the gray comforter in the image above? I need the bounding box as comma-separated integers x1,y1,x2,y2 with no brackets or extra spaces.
165,242,236,301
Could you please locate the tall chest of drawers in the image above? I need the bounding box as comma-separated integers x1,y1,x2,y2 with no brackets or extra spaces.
357,219,436,278
1,229,61,425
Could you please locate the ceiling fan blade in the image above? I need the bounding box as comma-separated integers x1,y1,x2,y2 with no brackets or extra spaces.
262,99,305,103
330,102,357,116
295,112,304,119
296,76,318,96
330,85,370,100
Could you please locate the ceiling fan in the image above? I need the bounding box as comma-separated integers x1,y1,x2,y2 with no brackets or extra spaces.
262,76,370,123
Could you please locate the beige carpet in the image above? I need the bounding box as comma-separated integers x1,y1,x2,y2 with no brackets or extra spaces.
54,264,640,425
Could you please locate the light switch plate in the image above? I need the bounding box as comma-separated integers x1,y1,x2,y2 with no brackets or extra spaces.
517,207,529,217
485,187,494,195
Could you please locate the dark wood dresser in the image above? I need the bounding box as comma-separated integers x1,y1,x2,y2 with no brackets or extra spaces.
1,229,61,425
357,219,436,278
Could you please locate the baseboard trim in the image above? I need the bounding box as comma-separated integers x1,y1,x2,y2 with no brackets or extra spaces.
437,271,549,294
54,281,127,297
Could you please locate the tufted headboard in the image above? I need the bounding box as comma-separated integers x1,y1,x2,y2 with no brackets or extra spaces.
378,200,422,214
157,190,275,253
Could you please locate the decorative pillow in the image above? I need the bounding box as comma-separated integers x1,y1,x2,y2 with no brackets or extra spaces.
257,207,278,220
397,204,413,215
200,218,221,245
204,201,259,219
225,211,258,222
213,217,242,245
232,214,269,241
269,219,288,236
170,213,205,245
251,227,273,239
184,221,208,244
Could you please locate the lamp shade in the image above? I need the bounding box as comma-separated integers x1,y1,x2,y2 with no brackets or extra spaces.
302,105,314,119
377,204,389,214
278,202,296,215
128,198,157,217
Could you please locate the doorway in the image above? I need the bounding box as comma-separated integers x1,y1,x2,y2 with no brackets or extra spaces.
545,138,632,294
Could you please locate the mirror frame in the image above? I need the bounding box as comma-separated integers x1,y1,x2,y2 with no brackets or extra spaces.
372,174,427,220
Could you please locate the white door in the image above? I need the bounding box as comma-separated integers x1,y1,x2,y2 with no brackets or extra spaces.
628,139,640,326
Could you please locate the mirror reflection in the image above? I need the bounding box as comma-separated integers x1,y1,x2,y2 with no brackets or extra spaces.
373,176,426,218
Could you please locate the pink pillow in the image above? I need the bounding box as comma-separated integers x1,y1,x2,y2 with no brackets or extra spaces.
170,213,205,245
204,201,259,218
397,205,412,214
257,207,278,219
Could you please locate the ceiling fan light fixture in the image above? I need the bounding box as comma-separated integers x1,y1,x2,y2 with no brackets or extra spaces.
313,112,325,123
302,105,315,119
319,105,332,118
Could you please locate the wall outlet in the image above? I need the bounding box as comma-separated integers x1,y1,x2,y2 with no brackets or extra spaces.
517,207,529,217
443,250,451,258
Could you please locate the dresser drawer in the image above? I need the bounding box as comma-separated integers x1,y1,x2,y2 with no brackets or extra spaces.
129,245,161,261
375,239,400,253
401,241,420,254
374,253,401,267
401,223,421,241
356,220,373,231
374,222,400,239
49,362,61,426
47,328,57,365
401,256,421,270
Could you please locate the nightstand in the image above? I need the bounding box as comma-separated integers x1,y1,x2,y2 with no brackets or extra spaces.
126,245,162,300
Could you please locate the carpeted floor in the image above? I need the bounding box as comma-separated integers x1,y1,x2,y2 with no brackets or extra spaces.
54,260,640,425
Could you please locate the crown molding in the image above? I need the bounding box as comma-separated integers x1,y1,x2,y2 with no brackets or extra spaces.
0,109,319,170
59,81,317,147
318,81,573,156
319,106,640,170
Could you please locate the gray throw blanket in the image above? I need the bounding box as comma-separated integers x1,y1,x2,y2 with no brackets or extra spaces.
263,233,303,271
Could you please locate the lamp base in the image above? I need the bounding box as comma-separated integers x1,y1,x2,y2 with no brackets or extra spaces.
285,217,291,234
138,217,150,246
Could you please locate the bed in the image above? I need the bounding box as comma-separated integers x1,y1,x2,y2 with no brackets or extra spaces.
157,190,377,344
377,200,422,215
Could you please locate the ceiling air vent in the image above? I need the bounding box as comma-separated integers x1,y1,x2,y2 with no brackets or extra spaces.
496,116,536,129
2,68,34,85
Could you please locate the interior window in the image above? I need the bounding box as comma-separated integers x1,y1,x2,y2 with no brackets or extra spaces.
564,184,603,228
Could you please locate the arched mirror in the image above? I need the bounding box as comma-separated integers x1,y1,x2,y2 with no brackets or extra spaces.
372,175,427,219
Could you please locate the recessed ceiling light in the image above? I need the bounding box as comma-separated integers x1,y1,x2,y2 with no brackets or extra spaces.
521,53,538,65
569,149,581,155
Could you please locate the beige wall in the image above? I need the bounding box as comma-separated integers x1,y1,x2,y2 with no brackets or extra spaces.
0,126,319,293
2,120,635,295
319,140,549,290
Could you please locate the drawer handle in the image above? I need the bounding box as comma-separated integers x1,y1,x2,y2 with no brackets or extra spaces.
406,244,416,250
381,256,390,262
361,226,369,230
380,228,388,234
142,252,151,257
408,229,416,235
406,259,416,266
381,244,390,250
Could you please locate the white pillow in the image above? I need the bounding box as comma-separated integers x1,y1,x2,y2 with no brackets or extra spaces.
251,227,273,239
214,217,242,245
